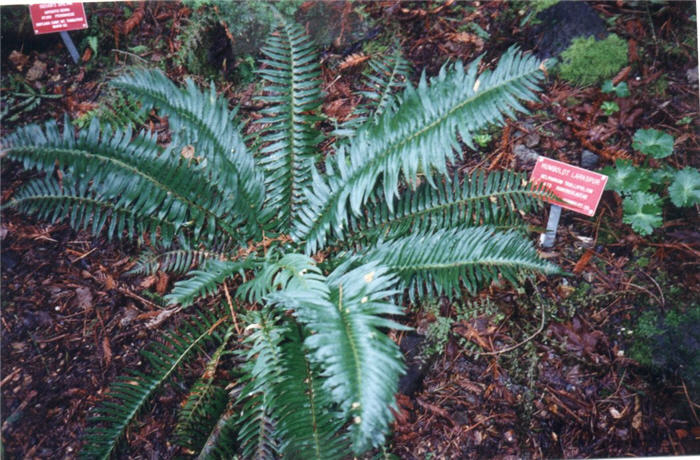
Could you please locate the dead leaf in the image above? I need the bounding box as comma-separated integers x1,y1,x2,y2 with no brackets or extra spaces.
140,275,157,289
156,271,169,295
26,60,47,81
609,407,622,419
104,274,116,291
81,47,93,62
338,52,369,71
102,336,112,366
74,286,93,310
8,50,29,71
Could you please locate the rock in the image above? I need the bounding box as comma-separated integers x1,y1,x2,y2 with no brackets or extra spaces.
528,2,608,59
524,132,541,148
687,66,698,84
25,59,47,81
513,144,539,171
581,149,600,169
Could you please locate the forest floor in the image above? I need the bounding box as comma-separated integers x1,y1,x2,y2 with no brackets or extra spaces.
1,1,699,459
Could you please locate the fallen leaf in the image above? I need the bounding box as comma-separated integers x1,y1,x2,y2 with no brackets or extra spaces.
102,336,112,366
75,286,93,310
26,60,47,81
8,50,29,70
339,52,369,71
156,271,169,295
609,407,622,419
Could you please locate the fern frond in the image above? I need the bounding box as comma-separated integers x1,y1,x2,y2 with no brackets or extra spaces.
73,87,149,130
334,47,410,138
165,257,256,307
174,327,234,452
256,22,322,231
268,262,408,453
127,244,229,276
81,308,227,460
3,177,177,244
294,47,544,253
2,117,241,243
344,170,551,246
237,253,326,303
235,309,285,459
273,326,347,459
361,226,561,301
111,69,268,236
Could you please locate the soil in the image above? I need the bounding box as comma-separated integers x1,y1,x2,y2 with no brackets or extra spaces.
2,1,699,458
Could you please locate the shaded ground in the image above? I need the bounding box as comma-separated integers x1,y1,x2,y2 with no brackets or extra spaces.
2,1,699,458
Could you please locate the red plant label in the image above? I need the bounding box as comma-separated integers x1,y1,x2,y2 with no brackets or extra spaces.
530,156,608,217
29,3,88,35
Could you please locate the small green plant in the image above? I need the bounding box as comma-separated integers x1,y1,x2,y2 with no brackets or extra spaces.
557,34,628,86
632,128,675,159
601,101,620,116
628,305,700,399
601,128,699,235
2,21,559,458
474,131,493,147
601,79,630,97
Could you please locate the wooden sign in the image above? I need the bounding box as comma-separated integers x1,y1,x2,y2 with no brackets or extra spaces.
530,156,608,217
29,2,88,35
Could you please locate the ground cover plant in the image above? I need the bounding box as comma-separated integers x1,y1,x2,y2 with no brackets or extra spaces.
1,20,559,458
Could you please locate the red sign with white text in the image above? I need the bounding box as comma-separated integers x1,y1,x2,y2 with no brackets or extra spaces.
530,156,608,217
30,3,88,35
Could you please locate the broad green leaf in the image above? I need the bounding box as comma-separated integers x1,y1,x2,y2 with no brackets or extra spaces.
632,128,675,159
600,159,651,194
668,167,700,207
622,192,663,235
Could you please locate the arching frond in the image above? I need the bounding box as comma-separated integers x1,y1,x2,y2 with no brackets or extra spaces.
127,245,228,276
174,327,234,452
3,177,177,244
268,262,409,453
294,47,544,253
165,258,257,308
237,253,326,303
343,170,552,246
333,47,411,139
361,226,561,301
234,309,285,459
2,117,241,243
256,22,322,231
80,308,227,460
273,326,347,459
111,69,268,236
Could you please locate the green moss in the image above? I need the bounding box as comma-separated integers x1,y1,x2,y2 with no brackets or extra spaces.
557,34,628,86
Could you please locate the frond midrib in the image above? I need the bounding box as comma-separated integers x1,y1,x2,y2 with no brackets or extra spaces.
5,192,178,230
351,186,543,242
303,64,542,245
9,146,237,239
87,319,221,460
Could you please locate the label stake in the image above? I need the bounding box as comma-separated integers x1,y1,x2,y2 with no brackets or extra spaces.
59,31,80,64
539,204,562,248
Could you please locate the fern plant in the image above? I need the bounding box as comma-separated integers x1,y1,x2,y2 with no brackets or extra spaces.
1,21,560,459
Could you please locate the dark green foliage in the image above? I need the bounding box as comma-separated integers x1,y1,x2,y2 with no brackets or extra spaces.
174,328,233,452
80,308,227,460
2,20,559,459
630,305,700,400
